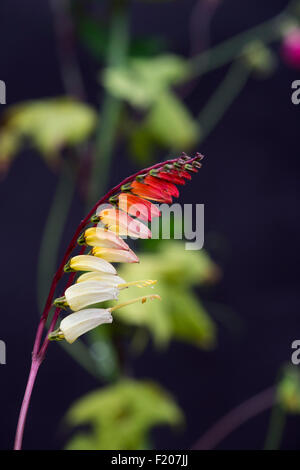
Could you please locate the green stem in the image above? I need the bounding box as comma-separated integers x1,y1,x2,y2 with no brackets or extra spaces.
264,404,286,450
37,162,75,312
88,1,129,206
189,7,293,77
198,60,251,143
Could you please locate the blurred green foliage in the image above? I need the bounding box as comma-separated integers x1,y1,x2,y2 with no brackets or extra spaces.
278,366,300,413
242,41,277,77
65,379,183,450
77,16,166,60
0,98,96,174
102,55,198,160
115,241,218,349
102,55,190,108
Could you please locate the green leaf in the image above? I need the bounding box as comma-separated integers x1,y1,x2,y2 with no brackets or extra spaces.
167,289,216,349
145,91,199,149
242,40,277,78
65,379,183,450
277,366,300,414
2,97,97,163
0,128,20,176
76,17,109,60
102,55,190,109
115,241,218,348
129,125,157,165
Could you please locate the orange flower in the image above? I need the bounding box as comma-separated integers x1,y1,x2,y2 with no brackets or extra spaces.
130,180,173,203
92,247,139,263
117,193,161,222
154,171,186,185
144,175,179,197
176,170,192,180
98,207,152,239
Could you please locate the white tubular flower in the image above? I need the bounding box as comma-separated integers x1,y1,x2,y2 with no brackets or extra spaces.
91,247,139,263
65,281,119,311
60,309,113,343
82,227,130,250
76,271,126,286
50,294,161,343
66,255,116,274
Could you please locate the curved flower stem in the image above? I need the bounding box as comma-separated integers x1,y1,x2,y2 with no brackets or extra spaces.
14,154,199,450
14,358,41,451
189,4,293,78
192,386,276,450
198,60,251,143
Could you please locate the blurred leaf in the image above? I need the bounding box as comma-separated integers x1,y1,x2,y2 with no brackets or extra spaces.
0,128,20,176
115,241,218,348
78,16,165,59
144,91,199,149
167,288,215,348
76,12,166,60
129,125,156,165
130,36,167,58
65,379,183,450
87,327,121,382
129,91,199,162
242,41,277,78
0,98,97,172
277,366,300,413
77,17,109,59
102,55,190,108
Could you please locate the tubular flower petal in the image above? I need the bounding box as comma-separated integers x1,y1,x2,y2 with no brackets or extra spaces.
98,208,152,239
76,272,126,286
66,255,116,274
143,175,179,197
81,227,129,250
117,193,161,222
59,309,113,343
129,180,173,203
176,170,192,180
153,171,186,185
65,281,119,311
92,247,139,263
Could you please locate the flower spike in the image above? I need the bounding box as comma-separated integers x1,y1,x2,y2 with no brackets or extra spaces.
15,152,204,451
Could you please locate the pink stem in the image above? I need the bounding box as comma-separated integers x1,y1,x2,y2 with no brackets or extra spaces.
14,357,42,450
14,154,201,450
192,386,276,450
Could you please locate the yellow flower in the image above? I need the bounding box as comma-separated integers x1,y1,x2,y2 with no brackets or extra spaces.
66,254,116,274
91,247,139,263
81,227,130,250
76,271,126,286
98,208,151,239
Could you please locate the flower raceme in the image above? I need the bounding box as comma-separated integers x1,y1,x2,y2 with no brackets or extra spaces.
14,153,203,453
51,153,203,343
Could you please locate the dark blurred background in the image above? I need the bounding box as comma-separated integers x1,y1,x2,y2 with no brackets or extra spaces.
0,0,300,450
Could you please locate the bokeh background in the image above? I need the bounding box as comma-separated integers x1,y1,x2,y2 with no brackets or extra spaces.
0,0,300,450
